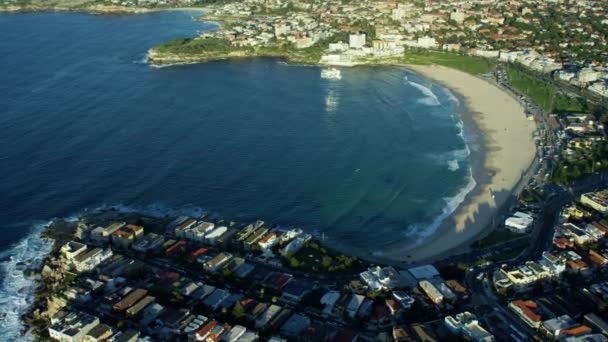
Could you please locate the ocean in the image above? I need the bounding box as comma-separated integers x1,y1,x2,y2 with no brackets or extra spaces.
0,11,473,338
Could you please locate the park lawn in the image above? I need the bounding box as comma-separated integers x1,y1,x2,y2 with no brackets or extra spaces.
471,229,524,249
401,51,495,75
287,241,365,274
506,67,585,113
507,67,554,111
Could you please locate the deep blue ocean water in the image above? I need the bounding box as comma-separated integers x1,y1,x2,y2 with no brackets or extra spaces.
0,11,474,253
0,11,473,336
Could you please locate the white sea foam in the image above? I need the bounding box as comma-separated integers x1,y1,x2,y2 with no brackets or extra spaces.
443,86,460,105
407,80,440,106
405,171,477,243
447,159,460,171
0,221,54,341
430,147,470,171
97,203,207,219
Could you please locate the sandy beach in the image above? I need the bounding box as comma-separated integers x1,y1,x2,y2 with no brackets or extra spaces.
381,64,537,264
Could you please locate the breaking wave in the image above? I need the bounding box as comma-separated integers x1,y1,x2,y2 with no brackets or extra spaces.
406,79,440,106
405,171,477,243
0,221,54,341
443,86,460,105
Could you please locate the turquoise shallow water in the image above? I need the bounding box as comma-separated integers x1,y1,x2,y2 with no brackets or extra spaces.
0,11,472,255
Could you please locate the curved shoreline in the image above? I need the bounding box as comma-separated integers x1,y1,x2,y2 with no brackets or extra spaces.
378,64,537,265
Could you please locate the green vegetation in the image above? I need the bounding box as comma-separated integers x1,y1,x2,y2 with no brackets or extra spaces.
155,37,240,54
399,50,494,75
506,66,584,113
286,241,365,273
519,187,544,203
471,229,523,249
552,141,608,184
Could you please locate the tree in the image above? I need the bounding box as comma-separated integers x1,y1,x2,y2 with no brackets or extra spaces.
232,301,245,318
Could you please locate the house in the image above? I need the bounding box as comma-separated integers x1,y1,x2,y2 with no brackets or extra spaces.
445,312,494,342
90,222,126,244
126,296,155,318
132,233,164,253
48,311,100,342
243,227,269,250
581,192,608,215
113,288,148,313
174,218,197,238
203,289,230,311
72,247,113,273
258,232,278,251
505,212,534,233
509,300,543,328
359,266,401,290
204,253,233,272
346,294,365,318
281,280,312,303
255,304,282,329
419,280,444,305
280,313,311,337
205,226,228,246
61,241,87,260
281,234,311,257
392,291,415,310
219,325,247,342
84,323,113,342
109,329,139,342
320,290,340,316
349,32,366,49
111,224,144,249
540,315,578,340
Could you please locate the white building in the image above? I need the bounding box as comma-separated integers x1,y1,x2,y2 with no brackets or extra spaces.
72,248,113,273
349,33,366,49
61,241,87,260
419,280,444,305
205,226,228,245
49,311,100,342
505,212,534,233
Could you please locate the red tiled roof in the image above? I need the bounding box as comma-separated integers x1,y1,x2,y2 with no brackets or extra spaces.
195,320,217,339
166,240,187,254
512,300,541,322
191,247,209,258
175,218,196,231
125,224,144,232
564,325,592,336
259,233,276,244
589,250,607,266
385,299,399,313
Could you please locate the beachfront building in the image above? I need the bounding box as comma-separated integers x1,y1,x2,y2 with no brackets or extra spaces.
132,232,164,253
49,310,100,342
72,247,113,273
505,212,534,233
90,222,126,245
509,300,543,328
359,266,401,291
204,226,228,246
444,312,495,342
61,241,87,261
349,33,366,49
111,224,144,249
281,234,311,257
180,221,215,242
581,192,608,215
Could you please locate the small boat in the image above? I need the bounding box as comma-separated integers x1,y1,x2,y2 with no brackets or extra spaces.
321,68,341,80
